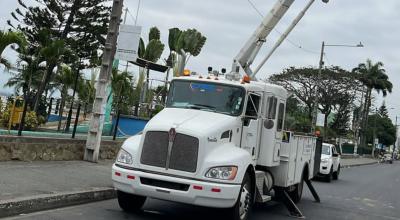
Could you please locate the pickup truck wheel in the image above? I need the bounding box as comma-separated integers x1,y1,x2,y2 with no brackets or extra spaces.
117,190,146,213
227,173,253,220
325,167,333,182
333,165,340,180
288,177,303,203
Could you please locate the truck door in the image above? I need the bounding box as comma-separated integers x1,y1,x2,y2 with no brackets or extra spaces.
242,93,262,160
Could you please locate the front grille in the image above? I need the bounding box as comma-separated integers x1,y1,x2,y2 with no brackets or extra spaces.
140,177,190,191
140,131,169,168
169,134,199,172
140,131,199,172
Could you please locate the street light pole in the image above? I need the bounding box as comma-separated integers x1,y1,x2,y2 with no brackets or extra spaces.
393,116,398,160
311,41,325,135
311,41,364,136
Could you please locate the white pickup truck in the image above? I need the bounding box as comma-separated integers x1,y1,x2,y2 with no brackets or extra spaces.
318,143,341,182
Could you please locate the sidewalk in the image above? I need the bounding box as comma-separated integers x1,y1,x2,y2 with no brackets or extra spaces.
341,157,378,168
0,160,115,218
0,157,378,217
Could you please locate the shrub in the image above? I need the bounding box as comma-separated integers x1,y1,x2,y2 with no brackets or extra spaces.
25,111,39,130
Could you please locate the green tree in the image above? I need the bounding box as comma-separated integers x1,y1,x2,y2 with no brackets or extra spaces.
137,27,165,116
53,65,77,131
111,69,136,115
366,114,396,147
270,66,359,138
168,28,207,76
378,103,389,118
10,0,111,114
353,59,393,155
0,30,26,69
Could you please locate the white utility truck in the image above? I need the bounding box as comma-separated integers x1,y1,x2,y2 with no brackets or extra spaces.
112,0,327,219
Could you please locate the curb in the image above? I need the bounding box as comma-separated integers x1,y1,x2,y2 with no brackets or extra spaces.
341,161,378,168
0,187,116,218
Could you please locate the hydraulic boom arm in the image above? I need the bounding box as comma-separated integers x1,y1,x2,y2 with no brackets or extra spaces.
230,0,329,80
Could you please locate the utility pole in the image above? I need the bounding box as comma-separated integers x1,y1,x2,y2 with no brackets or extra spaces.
123,7,129,73
84,0,124,162
393,116,398,160
311,41,325,135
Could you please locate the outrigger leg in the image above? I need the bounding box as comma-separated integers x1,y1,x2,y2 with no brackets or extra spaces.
305,179,320,203
281,191,305,219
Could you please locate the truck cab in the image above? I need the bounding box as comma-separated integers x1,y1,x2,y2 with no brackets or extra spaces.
112,75,320,220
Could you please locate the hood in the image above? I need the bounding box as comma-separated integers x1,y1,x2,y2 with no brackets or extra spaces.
145,108,238,136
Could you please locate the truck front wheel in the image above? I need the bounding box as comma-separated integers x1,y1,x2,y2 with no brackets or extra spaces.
227,173,253,220
117,190,146,213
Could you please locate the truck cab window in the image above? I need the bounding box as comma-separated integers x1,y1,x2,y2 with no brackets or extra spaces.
277,103,285,131
245,94,260,119
267,96,277,119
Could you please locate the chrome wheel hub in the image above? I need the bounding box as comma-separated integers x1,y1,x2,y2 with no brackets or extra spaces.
239,184,251,219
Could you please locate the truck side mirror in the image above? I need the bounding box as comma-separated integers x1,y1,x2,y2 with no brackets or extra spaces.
332,153,339,157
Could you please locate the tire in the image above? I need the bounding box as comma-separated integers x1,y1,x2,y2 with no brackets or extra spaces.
288,176,304,203
333,165,340,180
325,167,333,183
226,173,253,220
117,190,146,213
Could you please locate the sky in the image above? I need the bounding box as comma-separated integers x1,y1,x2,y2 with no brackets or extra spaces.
1,0,399,122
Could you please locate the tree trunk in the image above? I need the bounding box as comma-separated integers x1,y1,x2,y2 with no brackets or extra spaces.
57,92,66,131
360,88,372,154
33,64,55,113
323,112,329,141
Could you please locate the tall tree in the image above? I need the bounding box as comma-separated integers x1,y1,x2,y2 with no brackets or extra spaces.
353,59,393,155
137,27,165,116
378,103,389,118
9,0,111,114
168,28,207,76
269,66,359,137
53,65,77,131
0,30,26,69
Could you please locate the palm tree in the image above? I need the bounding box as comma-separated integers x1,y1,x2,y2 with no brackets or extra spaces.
168,28,207,76
77,71,97,119
136,27,165,116
111,68,136,115
33,39,73,113
0,30,26,70
53,65,77,131
353,59,393,155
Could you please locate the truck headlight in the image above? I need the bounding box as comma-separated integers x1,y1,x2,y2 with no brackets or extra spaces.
205,166,238,180
321,159,328,163
116,149,133,165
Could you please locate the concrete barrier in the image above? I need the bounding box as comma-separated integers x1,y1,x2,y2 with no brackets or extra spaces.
0,135,123,161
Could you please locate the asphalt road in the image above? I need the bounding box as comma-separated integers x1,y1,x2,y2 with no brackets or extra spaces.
5,161,400,220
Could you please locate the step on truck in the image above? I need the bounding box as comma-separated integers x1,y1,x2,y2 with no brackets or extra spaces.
112,0,328,219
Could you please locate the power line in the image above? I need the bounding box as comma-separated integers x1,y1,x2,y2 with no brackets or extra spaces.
246,0,319,54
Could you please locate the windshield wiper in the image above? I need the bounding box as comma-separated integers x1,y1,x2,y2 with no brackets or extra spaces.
187,103,216,111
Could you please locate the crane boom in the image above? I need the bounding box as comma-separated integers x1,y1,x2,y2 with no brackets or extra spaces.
231,0,295,77
229,0,328,81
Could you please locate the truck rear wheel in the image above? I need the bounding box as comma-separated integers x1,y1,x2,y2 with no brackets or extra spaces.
227,173,253,220
288,177,303,203
117,190,146,213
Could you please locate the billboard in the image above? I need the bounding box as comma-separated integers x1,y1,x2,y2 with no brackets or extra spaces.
115,25,142,62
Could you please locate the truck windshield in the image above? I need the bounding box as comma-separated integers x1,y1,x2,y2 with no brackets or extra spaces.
166,80,245,116
322,145,331,155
